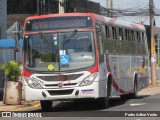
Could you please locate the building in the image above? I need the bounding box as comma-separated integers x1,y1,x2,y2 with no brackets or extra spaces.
0,0,7,39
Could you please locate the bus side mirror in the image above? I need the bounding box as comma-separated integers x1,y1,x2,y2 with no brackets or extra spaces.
96,23,102,33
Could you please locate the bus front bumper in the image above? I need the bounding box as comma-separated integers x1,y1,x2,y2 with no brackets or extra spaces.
24,82,103,101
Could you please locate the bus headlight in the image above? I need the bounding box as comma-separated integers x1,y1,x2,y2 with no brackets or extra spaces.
24,77,42,89
80,72,98,86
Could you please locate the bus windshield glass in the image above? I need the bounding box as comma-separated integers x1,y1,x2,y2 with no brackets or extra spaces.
24,31,95,72
25,16,93,31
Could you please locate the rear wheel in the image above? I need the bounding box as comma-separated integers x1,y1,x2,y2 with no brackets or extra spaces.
40,100,52,111
120,76,138,99
129,78,138,99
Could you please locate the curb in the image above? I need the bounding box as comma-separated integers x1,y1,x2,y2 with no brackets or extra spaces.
138,84,160,96
142,84,160,90
11,101,40,111
0,101,40,112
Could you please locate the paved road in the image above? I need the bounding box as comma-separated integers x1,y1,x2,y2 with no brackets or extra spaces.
26,93,160,119
1,86,160,120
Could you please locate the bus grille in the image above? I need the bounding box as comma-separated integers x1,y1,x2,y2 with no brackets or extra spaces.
48,89,74,96
37,74,83,81
44,83,77,87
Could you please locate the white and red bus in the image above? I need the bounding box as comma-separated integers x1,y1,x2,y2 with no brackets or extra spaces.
23,13,149,110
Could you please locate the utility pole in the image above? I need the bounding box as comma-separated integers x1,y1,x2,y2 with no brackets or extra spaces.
158,38,160,67
149,0,157,85
107,0,113,17
106,0,109,17
110,0,113,17
59,0,64,13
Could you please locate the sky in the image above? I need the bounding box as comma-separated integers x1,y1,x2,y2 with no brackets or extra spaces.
91,0,160,27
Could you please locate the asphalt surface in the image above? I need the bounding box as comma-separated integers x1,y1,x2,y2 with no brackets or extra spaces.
0,84,160,120
0,84,160,112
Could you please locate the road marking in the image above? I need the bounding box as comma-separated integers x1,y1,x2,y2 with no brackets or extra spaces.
11,103,40,111
130,103,147,106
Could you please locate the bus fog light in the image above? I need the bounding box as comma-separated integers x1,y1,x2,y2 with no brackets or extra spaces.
80,72,98,86
24,77,42,89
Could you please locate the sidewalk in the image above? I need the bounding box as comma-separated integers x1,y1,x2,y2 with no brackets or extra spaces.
0,89,40,112
138,84,160,96
0,84,160,112
0,100,40,111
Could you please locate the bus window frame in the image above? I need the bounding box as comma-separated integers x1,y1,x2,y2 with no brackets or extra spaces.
96,22,104,55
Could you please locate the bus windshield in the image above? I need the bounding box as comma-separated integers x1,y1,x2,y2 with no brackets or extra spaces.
24,31,95,72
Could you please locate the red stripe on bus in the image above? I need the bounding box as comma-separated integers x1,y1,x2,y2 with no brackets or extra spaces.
24,68,32,77
106,54,129,94
112,78,129,94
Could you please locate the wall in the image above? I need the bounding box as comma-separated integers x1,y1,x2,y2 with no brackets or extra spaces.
0,0,7,39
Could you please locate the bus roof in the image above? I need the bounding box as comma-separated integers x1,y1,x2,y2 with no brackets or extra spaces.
94,14,145,31
25,13,95,21
25,13,145,32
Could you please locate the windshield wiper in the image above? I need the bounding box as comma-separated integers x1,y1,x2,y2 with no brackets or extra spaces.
39,32,53,48
63,29,78,47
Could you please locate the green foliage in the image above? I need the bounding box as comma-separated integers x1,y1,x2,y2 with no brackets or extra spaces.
0,60,21,81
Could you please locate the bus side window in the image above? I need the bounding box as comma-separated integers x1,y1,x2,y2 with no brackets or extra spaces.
140,32,144,43
141,32,146,55
144,33,147,55
120,28,125,54
105,25,110,39
112,27,117,40
96,23,103,55
142,32,145,43
136,31,140,43
137,31,142,55
119,28,123,40
102,25,107,51
132,31,137,55
109,26,113,40
103,25,110,52
117,27,122,54
123,29,128,54
102,25,106,38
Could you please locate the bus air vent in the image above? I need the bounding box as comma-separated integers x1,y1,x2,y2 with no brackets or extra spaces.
48,89,74,96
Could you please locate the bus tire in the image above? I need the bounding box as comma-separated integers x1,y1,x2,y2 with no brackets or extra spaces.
97,82,110,109
120,76,138,100
129,77,138,99
97,97,109,109
40,100,52,111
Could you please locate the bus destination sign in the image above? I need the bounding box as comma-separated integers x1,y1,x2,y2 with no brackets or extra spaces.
26,16,92,31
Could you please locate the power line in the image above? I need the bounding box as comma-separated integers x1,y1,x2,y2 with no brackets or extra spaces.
103,0,160,17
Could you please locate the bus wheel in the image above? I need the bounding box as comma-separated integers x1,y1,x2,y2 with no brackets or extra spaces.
97,96,109,109
129,78,138,99
40,100,52,111
97,84,110,109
